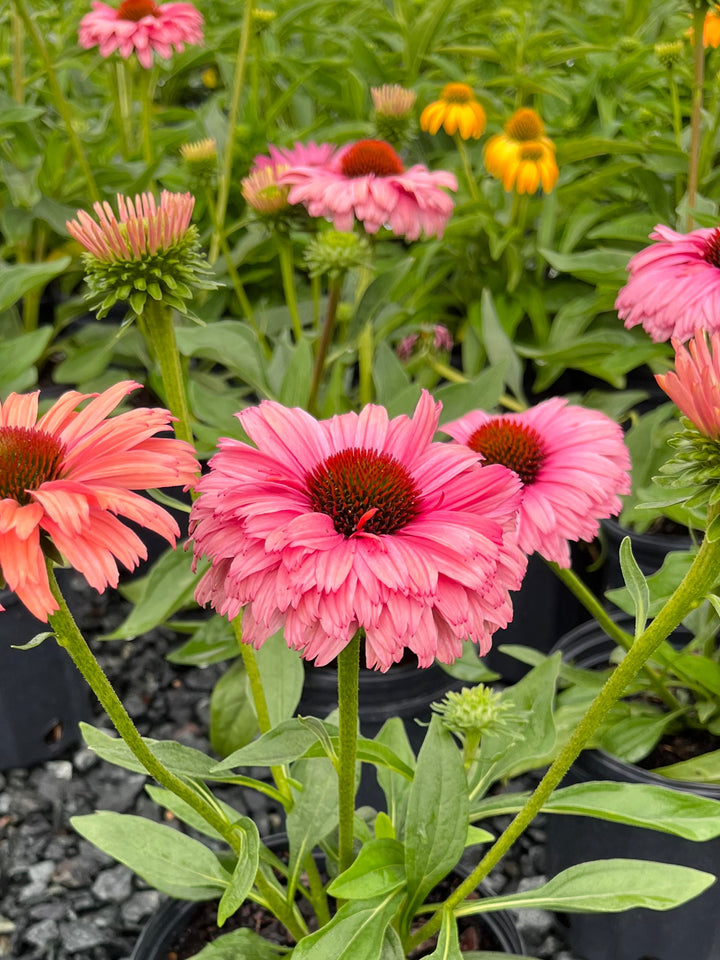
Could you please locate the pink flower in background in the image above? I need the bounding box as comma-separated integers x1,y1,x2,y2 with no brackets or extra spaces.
67,191,195,261
190,392,526,671
79,0,203,69
616,224,720,343
656,329,720,439
442,398,631,568
0,382,198,622
252,142,336,174
279,139,457,240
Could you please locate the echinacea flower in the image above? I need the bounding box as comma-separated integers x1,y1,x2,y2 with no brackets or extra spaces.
0,382,198,622
252,142,336,173
78,0,203,69
484,107,558,194
371,84,417,118
615,224,720,343
180,138,217,183
279,139,457,240
190,392,526,671
656,330,720,440
67,191,216,318
241,166,291,215
420,83,486,140
442,398,631,568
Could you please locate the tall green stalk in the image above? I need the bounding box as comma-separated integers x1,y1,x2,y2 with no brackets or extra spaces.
210,0,256,264
454,134,480,201
12,0,100,202
406,523,720,951
277,238,303,342
337,631,361,874
138,301,194,446
687,2,706,229
308,275,343,415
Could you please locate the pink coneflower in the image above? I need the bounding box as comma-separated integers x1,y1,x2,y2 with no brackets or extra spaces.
190,392,526,671
252,142,336,174
279,139,457,240
241,166,291,215
0,382,198,622
79,0,203,69
656,330,720,439
67,191,195,262
616,224,720,343
442,398,631,568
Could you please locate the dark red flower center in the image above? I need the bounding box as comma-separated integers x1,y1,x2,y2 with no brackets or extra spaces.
306,447,420,537
0,426,65,505
340,140,404,179
468,419,544,486
116,0,160,21
703,227,720,268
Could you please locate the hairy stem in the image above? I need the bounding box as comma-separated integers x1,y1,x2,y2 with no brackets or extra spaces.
337,631,361,874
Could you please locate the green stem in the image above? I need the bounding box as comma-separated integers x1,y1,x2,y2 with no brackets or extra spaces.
406,524,720,952
337,631,361,874
311,275,321,329
308,275,343,416
110,62,132,162
548,561,684,712
139,67,157,169
203,187,258,328
139,301,194,446
303,853,331,925
427,357,466,384
277,238,303,342
357,321,374,406
210,0,255,264
12,8,24,104
454,134,480,202
232,617,293,806
12,0,100,202
669,69,682,149
687,2,706,229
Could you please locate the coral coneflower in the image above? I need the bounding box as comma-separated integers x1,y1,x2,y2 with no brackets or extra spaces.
442,398,631,568
79,0,203,69
67,191,215,318
0,382,198,622
657,330,720,440
420,83,486,140
190,392,526,671
279,139,457,240
484,107,558,194
616,224,720,343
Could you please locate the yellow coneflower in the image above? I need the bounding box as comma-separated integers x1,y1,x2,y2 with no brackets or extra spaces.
484,107,558,194
688,5,720,47
420,82,486,140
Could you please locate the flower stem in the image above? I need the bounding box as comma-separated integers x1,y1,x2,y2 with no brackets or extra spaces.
110,62,132,162
406,524,720,952
231,616,292,806
687,2,706,230
12,0,100,202
139,67,157,169
454,134,480,202
308,275,343,416
337,631,361,874
139,301,194,447
12,7,24,104
210,0,255,264
357,322,374,406
547,560,684,711
277,238,303,342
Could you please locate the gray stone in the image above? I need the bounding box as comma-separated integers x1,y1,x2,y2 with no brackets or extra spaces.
95,772,146,813
514,907,555,946
53,856,97,889
73,747,99,772
45,760,73,781
28,860,56,885
120,890,161,925
28,901,69,922
59,918,108,952
91,865,133,903
24,918,59,949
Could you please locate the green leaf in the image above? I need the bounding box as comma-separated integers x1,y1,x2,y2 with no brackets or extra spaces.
618,537,648,639
652,749,720,783
255,630,304,727
0,327,53,394
175,321,269,397
424,907,462,960
0,257,71,312
186,926,288,959
605,550,696,619
374,718,415,831
291,891,404,960
596,710,681,764
81,723,217,778
145,786,248,842
211,718,324,771
217,818,260,925
210,660,260,758
466,825,493,845
104,547,200,639
379,926,404,960
537,247,631,286
71,812,231,899
327,839,405,899
11,631,53,650
279,337,313,407
167,618,238,667
670,653,720,698
471,293,524,402
373,342,410,408
454,860,715,915
434,366,506,425
403,716,469,929
286,757,339,899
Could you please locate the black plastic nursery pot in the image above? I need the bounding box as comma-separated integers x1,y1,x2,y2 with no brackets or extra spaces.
130,838,526,959
0,571,91,770
547,618,720,960
601,515,695,592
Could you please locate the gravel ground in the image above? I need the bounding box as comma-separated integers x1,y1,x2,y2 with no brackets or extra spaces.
0,576,584,960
